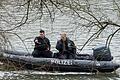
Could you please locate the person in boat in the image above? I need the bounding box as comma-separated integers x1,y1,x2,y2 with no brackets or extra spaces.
55,32,76,59
32,29,53,58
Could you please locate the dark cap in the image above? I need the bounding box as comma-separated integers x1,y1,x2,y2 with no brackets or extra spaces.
39,29,45,33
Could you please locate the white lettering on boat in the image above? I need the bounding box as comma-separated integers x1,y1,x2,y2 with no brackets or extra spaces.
51,59,73,65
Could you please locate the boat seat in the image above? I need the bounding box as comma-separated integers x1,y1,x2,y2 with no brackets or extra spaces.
75,54,94,60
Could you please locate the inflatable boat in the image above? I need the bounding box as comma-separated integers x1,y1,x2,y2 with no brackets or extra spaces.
0,46,120,73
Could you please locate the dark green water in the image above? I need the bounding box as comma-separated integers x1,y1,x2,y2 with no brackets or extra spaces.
0,71,120,80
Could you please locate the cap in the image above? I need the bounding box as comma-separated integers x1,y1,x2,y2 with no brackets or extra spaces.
39,29,45,33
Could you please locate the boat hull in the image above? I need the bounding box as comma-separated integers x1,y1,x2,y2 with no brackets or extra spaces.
0,53,119,73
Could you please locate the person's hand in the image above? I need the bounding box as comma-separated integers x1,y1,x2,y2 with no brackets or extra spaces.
35,40,39,44
47,47,50,51
60,32,67,41
35,39,38,42
35,39,41,44
61,36,66,41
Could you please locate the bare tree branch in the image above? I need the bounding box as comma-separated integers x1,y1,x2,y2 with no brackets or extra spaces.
49,0,63,13
78,24,107,52
0,0,31,32
106,28,120,47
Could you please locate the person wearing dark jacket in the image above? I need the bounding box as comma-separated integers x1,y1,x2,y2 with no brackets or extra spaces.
32,30,52,58
56,32,76,59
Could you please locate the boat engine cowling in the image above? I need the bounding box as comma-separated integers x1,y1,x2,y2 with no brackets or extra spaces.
93,46,113,61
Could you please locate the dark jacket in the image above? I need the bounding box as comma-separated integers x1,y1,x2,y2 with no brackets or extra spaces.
34,36,51,51
56,38,76,54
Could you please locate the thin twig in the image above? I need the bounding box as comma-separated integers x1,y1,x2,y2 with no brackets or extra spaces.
106,28,120,47
0,0,31,32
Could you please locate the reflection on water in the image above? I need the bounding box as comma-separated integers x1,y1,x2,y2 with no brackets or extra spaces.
0,71,120,80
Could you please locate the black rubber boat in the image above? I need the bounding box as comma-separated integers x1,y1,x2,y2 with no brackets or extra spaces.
0,46,119,72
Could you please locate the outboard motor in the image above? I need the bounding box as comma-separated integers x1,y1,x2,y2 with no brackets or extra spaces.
93,46,113,61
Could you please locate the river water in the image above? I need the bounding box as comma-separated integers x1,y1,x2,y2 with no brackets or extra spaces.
1,0,120,80
0,71,120,80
